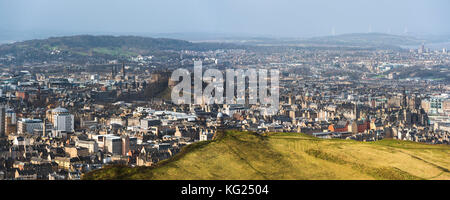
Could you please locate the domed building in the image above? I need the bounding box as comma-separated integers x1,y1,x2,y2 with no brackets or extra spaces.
47,107,74,133
216,112,224,127
46,107,69,123
52,107,69,114
217,112,224,119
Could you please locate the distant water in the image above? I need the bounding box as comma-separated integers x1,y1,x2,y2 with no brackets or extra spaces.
0,40,16,45
401,42,450,50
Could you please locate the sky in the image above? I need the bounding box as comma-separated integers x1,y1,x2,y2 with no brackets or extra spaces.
0,0,449,37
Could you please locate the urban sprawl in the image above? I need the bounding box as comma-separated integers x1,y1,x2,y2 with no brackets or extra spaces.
0,43,449,180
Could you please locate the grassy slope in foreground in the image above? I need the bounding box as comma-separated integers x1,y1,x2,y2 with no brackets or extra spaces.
83,131,450,180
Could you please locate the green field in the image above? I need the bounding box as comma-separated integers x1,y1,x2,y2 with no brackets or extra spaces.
83,131,450,180
92,47,138,57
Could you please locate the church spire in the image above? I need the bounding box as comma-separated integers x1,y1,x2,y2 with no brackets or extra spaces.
121,62,126,77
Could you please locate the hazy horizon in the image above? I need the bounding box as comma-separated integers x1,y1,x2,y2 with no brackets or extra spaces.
1,0,449,40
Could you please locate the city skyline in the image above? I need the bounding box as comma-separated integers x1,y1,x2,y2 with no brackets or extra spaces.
0,0,449,185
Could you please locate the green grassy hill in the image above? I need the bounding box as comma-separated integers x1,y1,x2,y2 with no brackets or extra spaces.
0,35,243,64
83,131,450,180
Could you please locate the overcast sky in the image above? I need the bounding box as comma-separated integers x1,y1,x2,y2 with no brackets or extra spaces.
1,0,449,37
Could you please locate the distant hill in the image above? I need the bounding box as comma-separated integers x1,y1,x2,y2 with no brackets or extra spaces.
0,35,242,64
84,131,450,180
301,33,425,47
213,33,427,49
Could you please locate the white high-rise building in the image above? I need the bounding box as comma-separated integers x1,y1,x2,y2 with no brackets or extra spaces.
52,107,74,132
18,118,43,134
